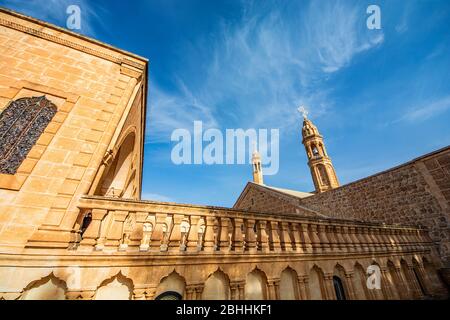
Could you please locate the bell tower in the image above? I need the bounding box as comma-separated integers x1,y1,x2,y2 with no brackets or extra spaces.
298,107,339,193
252,145,264,185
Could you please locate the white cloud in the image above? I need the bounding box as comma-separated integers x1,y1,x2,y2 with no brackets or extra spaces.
146,82,218,144
146,1,385,144
398,95,450,123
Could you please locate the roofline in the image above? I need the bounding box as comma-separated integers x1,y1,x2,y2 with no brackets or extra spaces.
0,6,148,63
329,145,450,193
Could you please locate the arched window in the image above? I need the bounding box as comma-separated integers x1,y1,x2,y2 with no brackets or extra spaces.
333,276,346,300
155,291,182,300
0,96,57,174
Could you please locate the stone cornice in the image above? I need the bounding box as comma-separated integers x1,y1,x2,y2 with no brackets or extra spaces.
0,7,147,70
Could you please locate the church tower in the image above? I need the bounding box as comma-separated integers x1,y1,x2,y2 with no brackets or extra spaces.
252,146,264,185
299,107,339,193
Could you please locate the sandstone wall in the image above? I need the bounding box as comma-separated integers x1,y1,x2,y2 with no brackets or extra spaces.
0,9,147,247
300,147,450,265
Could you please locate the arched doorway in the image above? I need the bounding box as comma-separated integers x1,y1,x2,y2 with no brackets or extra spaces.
333,276,346,300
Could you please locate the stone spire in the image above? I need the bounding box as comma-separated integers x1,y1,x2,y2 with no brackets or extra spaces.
251,142,264,185
299,106,339,193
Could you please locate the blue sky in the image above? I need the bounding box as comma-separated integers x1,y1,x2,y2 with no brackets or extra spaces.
2,0,450,207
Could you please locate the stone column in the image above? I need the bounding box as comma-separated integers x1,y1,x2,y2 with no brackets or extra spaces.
133,288,147,300
230,282,240,300
238,282,245,299
185,285,196,300
145,287,156,300
343,272,357,300
380,268,395,300
323,273,336,300
297,275,309,300
194,285,204,300
406,266,424,299
267,279,280,300
394,266,411,299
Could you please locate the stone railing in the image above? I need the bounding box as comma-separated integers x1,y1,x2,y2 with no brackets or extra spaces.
75,195,433,256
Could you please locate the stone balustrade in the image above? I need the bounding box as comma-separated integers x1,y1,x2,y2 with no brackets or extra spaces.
75,195,433,256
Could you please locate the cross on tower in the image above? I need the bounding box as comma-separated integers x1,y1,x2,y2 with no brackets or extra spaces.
297,106,308,119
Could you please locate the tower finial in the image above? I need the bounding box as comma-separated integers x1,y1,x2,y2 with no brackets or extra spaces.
297,105,308,119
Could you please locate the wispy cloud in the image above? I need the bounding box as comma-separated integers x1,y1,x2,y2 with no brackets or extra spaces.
396,95,450,123
146,82,218,144
146,0,385,144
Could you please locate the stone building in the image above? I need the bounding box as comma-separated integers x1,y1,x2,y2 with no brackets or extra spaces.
0,8,448,300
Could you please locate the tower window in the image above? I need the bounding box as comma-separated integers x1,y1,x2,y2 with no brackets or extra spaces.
0,96,57,174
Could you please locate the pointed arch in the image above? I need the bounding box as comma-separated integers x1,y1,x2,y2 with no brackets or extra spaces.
94,272,134,300
244,268,268,300
280,267,299,300
333,264,348,300
20,273,67,300
202,268,231,300
155,270,186,300
353,263,369,300
308,265,326,300
95,132,136,198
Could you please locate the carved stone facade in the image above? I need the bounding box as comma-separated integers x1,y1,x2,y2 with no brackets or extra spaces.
0,8,448,300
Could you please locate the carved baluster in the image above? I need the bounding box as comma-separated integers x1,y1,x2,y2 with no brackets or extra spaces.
290,223,302,253
335,225,346,252
186,216,200,252
232,218,244,252
341,226,354,253
150,213,168,252
169,214,184,251
348,226,361,252
245,219,257,253
268,221,281,252
203,216,217,252
326,225,338,252
299,223,312,253
317,224,331,253
279,221,293,252
139,219,153,251
308,224,321,253
257,220,269,252
219,217,231,253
